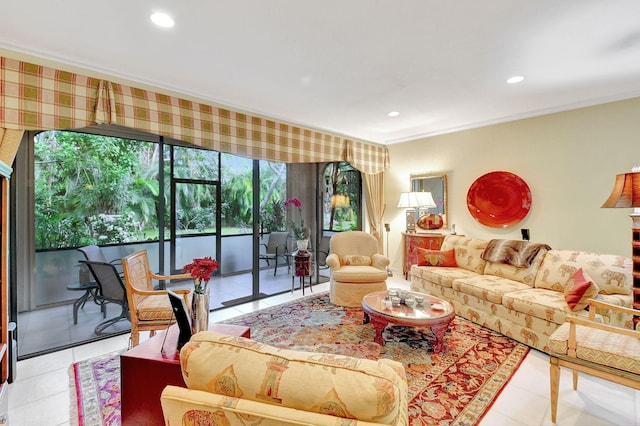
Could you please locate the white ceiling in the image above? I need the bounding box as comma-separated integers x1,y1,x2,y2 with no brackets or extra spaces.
2,1,640,144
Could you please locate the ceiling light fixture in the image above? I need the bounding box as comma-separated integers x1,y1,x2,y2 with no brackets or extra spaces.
150,12,175,28
387,111,400,117
506,75,525,84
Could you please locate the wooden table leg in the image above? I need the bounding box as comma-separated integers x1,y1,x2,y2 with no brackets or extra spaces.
369,317,388,345
430,322,449,353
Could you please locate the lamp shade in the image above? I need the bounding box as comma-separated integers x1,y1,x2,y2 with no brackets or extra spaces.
331,194,351,208
397,192,437,208
601,172,640,208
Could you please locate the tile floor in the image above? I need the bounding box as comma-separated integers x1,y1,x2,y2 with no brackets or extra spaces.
7,274,640,425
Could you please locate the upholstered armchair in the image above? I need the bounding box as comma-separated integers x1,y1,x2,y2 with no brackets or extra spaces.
548,299,640,423
326,231,389,307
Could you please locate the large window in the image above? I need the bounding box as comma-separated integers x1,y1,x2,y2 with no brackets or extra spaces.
34,131,288,246
35,131,157,248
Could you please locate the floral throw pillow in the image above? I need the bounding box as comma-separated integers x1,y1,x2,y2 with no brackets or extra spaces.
564,268,600,311
416,248,457,267
342,255,372,266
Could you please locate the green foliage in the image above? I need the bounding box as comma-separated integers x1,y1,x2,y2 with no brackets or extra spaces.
34,131,289,247
86,213,139,243
35,131,151,248
260,199,285,232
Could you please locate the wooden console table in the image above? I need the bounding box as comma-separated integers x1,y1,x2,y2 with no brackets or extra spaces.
402,232,446,279
120,323,251,425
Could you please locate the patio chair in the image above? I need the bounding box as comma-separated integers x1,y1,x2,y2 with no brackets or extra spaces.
548,299,640,423
121,250,192,347
259,231,290,275
80,260,130,334
77,244,123,276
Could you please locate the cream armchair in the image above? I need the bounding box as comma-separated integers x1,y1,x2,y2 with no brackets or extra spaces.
326,231,389,307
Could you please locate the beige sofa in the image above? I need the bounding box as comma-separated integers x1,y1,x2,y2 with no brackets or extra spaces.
161,331,408,425
410,235,634,352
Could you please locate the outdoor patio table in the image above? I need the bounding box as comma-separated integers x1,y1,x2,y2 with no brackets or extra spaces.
66,281,105,325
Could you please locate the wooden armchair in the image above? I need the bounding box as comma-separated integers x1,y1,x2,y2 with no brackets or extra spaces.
121,250,192,347
548,299,640,423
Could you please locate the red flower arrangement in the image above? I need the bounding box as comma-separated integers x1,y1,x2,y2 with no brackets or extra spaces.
182,256,219,294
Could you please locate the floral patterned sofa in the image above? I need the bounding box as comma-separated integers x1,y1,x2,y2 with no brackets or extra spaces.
410,235,634,351
160,331,408,425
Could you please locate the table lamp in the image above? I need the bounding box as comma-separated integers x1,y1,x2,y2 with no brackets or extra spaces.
601,167,640,326
398,191,437,232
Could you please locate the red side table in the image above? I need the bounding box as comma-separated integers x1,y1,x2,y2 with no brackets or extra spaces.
291,249,312,294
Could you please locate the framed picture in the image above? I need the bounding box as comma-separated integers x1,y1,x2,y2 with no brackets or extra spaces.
167,290,192,351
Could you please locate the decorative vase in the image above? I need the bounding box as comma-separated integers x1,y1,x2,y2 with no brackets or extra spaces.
191,287,210,334
296,239,308,251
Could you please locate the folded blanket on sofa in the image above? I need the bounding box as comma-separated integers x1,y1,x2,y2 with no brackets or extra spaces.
481,239,551,268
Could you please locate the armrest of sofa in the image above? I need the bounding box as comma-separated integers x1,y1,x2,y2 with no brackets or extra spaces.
326,253,341,270
372,253,390,270
161,385,390,425
180,331,408,424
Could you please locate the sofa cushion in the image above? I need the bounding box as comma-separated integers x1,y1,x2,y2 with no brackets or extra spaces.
416,248,457,267
342,254,372,266
534,249,631,295
564,268,600,311
411,266,481,288
452,275,531,304
181,331,408,424
502,288,575,325
549,322,640,374
440,235,489,274
332,265,389,282
483,248,547,287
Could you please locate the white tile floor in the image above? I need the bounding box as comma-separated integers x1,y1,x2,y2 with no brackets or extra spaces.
7,274,640,425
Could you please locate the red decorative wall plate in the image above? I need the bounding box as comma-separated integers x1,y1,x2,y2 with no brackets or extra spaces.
466,171,531,228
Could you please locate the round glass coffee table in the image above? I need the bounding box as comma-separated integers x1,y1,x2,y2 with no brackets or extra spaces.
361,290,455,352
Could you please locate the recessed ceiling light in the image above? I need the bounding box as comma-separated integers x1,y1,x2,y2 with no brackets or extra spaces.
387,111,400,117
150,12,174,28
506,75,525,84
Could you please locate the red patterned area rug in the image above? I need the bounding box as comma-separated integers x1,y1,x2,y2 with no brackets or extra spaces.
69,292,528,425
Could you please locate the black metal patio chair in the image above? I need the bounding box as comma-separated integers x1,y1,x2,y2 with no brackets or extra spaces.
81,260,130,334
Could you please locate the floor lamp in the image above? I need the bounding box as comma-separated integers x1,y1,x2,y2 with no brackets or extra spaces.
601,169,640,327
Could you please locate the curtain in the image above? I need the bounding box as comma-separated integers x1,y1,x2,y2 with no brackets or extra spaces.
0,128,24,175
362,171,386,253
1,56,389,173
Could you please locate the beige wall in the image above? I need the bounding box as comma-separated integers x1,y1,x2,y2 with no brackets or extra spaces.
385,97,640,271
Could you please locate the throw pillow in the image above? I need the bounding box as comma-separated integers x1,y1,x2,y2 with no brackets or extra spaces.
416,248,457,267
564,268,599,311
342,255,371,266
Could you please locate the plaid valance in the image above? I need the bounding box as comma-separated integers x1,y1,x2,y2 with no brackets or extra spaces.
1,57,389,174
